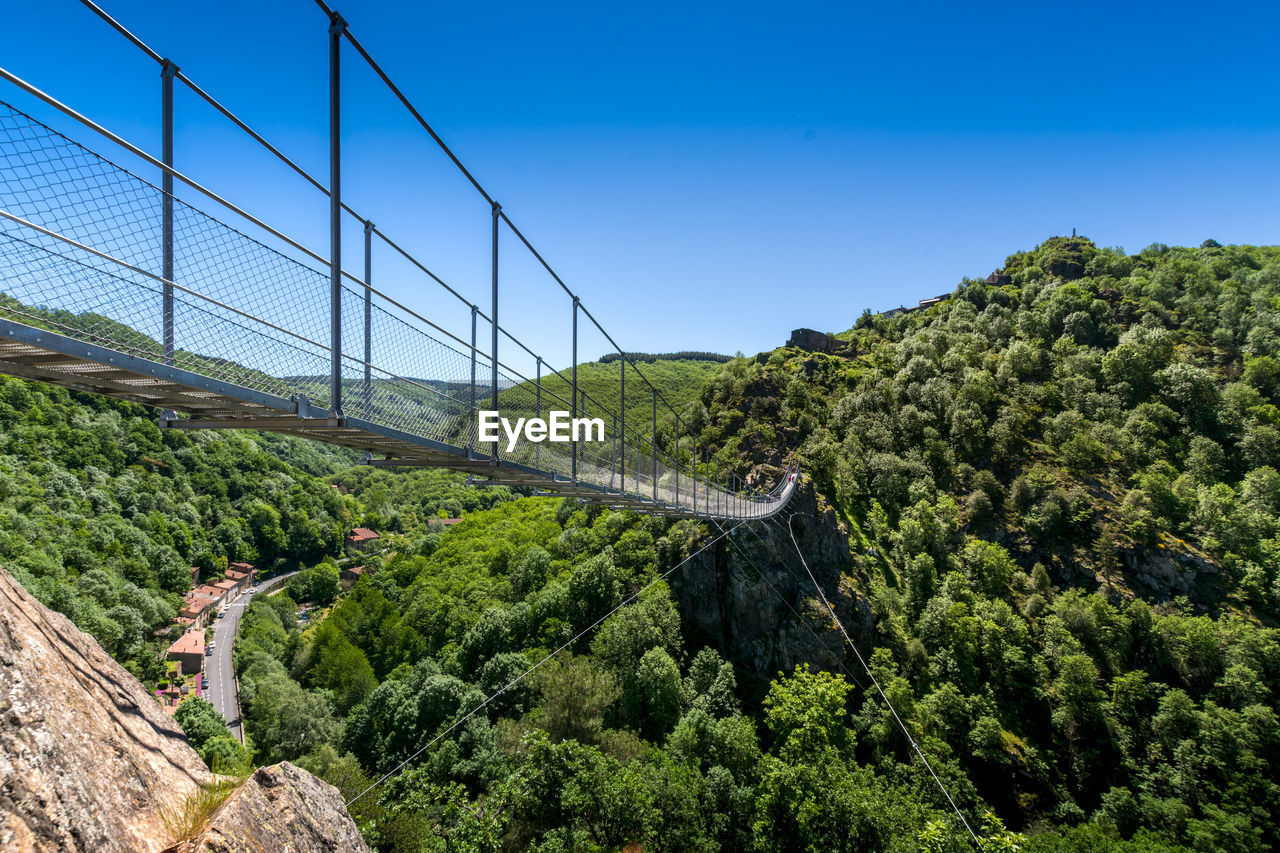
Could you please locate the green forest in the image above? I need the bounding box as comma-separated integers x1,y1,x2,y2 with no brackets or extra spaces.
2,235,1279,851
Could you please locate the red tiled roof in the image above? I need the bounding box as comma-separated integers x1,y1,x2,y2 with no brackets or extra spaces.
228,562,254,571
429,517,463,526
181,591,218,615
167,631,204,656
343,565,365,577
225,570,248,581
212,580,238,591
347,527,380,542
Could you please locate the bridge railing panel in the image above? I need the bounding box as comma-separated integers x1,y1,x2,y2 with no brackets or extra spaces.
0,96,774,518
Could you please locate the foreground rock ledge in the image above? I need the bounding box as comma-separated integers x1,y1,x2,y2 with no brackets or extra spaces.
0,567,367,853
0,567,208,852
164,762,368,853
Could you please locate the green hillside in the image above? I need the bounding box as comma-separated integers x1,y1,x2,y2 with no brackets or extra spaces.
503,357,723,439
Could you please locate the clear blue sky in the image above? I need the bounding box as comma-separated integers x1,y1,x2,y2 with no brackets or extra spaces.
2,0,1278,374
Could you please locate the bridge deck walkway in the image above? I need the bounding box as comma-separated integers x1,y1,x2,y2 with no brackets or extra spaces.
0,316,797,520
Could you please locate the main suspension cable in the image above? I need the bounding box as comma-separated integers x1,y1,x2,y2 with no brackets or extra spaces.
345,518,742,808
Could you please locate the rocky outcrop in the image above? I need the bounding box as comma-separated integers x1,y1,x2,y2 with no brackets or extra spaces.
787,328,835,353
670,477,871,693
0,567,208,853
1121,545,1222,605
166,763,368,853
0,568,369,853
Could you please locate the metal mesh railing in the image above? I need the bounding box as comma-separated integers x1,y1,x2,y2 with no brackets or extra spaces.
0,97,788,518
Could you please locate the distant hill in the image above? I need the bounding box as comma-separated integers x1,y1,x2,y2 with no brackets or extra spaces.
598,351,732,365
500,357,724,440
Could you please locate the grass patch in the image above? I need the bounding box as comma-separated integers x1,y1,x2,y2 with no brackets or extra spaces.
161,756,252,845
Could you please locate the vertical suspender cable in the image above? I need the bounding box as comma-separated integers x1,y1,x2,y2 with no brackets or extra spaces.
490,201,500,417
327,11,346,417
469,306,477,452
620,357,626,494
363,219,373,419
571,297,579,483
160,58,176,367
535,357,542,470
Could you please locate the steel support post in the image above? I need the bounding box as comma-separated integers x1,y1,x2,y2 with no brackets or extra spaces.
363,219,372,419
674,416,680,508
693,442,698,516
535,356,542,469
619,358,625,494
160,59,177,368
490,201,500,413
469,305,477,452
328,11,347,417
652,390,658,503
571,297,579,482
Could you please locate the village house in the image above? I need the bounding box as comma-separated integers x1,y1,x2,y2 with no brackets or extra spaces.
340,565,365,590
177,597,215,630
225,561,257,592
166,630,204,675
211,578,239,599
345,527,380,556
177,583,230,629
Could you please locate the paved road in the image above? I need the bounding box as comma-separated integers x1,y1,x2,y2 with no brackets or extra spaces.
206,571,297,741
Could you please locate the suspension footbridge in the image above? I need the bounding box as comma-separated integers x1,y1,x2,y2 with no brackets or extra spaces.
0,2,797,520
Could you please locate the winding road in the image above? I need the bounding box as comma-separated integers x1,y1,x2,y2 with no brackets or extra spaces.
206,571,297,741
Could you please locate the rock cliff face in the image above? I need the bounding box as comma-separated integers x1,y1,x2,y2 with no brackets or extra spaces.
1121,545,1223,606
0,567,208,852
0,568,369,853
165,763,368,853
670,477,872,693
